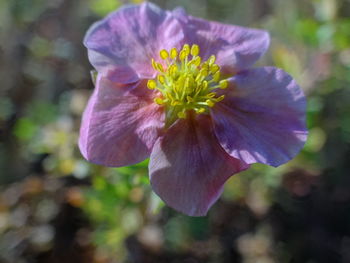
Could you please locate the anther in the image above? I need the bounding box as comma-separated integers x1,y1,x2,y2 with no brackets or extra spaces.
170,48,178,59
168,64,178,76
160,49,169,60
193,56,201,66
179,50,187,61
216,95,225,102
195,108,206,114
154,97,164,105
206,99,215,107
210,64,220,74
182,44,190,56
156,62,164,72
190,44,200,56
158,75,166,84
219,80,228,89
147,80,157,90
213,71,220,82
208,55,216,65
151,59,157,70
201,62,209,71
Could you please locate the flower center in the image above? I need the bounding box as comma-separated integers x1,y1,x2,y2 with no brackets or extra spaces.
147,44,229,126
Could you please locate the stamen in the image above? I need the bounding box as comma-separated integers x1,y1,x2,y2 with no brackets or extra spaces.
219,80,228,89
208,55,216,65
160,49,169,60
148,43,230,125
170,48,178,59
182,44,190,56
170,66,178,77
151,59,157,70
158,75,166,84
210,64,220,74
179,50,187,61
206,99,215,107
154,98,164,105
190,44,200,56
213,71,220,82
216,95,225,102
147,80,157,90
155,62,164,72
195,108,206,114
193,56,201,66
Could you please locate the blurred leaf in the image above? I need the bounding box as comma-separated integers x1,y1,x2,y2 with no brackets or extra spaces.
304,127,326,152
334,19,350,50
294,19,319,46
28,101,58,125
13,118,38,141
93,175,107,191
89,0,121,16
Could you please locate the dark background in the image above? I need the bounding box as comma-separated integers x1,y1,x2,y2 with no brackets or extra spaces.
1,0,350,262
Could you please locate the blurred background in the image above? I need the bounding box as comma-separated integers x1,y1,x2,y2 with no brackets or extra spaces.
0,0,349,262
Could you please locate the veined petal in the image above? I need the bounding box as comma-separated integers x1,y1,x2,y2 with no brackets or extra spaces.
149,115,249,217
84,2,184,83
212,67,308,167
172,9,270,72
79,75,164,167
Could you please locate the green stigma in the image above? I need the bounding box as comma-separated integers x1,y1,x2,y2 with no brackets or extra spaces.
147,44,229,126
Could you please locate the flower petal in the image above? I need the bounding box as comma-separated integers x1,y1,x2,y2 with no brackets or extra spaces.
79,75,164,167
212,67,308,167
149,115,249,216
84,2,184,83
172,9,270,72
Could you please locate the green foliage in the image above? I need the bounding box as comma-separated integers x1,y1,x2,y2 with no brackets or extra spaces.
334,19,350,49
294,19,320,46
81,160,159,257
13,101,57,141
13,118,38,141
89,0,121,16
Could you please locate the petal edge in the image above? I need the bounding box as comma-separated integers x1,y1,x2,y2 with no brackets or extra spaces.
212,67,308,167
149,115,249,216
79,75,164,167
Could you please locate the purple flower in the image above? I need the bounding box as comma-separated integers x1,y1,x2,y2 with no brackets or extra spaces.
79,2,308,216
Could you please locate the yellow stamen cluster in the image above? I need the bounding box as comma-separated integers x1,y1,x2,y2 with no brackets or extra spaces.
147,44,229,125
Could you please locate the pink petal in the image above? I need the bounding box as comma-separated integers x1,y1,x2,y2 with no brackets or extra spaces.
172,8,270,73
149,115,249,216
84,2,184,83
212,67,308,167
79,74,164,167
